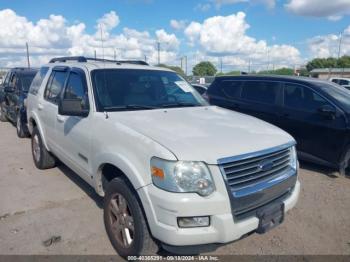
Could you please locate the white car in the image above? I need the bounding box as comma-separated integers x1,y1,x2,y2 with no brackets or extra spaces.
26,56,300,257
330,77,350,90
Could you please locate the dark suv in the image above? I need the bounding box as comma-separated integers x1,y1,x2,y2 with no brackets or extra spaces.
207,75,350,176
0,67,38,137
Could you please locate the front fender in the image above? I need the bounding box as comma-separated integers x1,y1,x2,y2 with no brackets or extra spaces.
92,152,149,196
28,111,50,151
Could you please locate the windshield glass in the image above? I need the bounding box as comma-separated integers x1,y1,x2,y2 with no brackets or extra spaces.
314,81,350,112
19,73,37,92
91,69,207,111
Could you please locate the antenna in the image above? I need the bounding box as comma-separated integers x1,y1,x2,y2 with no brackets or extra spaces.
26,42,30,68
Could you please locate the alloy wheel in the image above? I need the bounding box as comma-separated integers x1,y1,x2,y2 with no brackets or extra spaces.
32,134,41,163
109,193,135,248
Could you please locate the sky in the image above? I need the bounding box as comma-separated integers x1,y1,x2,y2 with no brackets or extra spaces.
0,0,349,72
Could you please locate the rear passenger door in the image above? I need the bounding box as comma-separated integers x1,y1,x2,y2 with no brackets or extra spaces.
55,68,92,177
7,73,19,120
40,67,68,152
238,80,283,127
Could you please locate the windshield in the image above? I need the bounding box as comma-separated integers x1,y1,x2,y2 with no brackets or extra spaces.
19,73,37,92
314,81,350,112
91,69,207,111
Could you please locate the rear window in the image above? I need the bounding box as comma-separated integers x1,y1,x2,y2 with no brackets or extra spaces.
29,67,49,95
18,73,37,92
241,81,280,105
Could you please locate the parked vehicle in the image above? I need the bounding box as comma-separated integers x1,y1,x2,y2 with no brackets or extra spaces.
0,67,38,137
191,84,207,95
26,57,300,256
329,77,350,90
207,75,350,176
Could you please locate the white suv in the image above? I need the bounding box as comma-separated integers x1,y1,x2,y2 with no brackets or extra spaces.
27,57,300,257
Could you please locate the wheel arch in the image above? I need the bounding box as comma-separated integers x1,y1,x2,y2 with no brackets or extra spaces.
28,113,50,151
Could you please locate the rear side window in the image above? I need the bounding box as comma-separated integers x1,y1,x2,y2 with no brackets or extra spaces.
339,79,350,86
64,72,89,110
29,67,49,95
44,71,68,104
221,81,243,99
241,81,280,105
284,83,328,112
331,79,339,84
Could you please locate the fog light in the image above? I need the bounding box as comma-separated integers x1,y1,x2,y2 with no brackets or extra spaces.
178,216,210,228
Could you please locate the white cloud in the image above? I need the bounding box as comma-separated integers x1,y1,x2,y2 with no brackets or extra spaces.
184,12,302,70
170,19,187,30
96,11,119,31
285,0,350,20
0,9,180,67
194,3,212,12
307,25,350,58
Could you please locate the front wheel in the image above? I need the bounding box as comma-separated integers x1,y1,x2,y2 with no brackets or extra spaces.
104,178,159,257
339,148,350,177
31,127,56,169
0,103,7,122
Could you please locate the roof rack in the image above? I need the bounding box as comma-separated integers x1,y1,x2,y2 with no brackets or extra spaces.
49,56,149,66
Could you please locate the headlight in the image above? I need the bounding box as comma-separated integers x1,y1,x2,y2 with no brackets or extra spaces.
151,157,215,197
290,146,297,170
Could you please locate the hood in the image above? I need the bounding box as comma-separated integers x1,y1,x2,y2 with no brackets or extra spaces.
108,106,295,165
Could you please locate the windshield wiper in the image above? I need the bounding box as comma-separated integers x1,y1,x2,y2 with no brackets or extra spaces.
103,104,158,111
158,102,200,108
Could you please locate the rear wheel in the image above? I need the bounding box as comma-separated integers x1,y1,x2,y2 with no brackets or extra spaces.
31,127,56,169
0,103,7,122
104,178,159,257
16,113,29,138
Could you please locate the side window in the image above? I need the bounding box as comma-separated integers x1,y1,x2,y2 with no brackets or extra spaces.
241,81,280,105
44,71,68,104
29,67,49,95
9,74,17,89
64,72,89,110
3,72,10,86
331,79,339,84
221,81,243,99
339,79,349,86
284,83,329,112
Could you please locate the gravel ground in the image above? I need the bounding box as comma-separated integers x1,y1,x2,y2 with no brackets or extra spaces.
0,121,349,257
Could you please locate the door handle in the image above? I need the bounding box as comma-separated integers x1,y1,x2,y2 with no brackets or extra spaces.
56,115,66,123
38,103,43,111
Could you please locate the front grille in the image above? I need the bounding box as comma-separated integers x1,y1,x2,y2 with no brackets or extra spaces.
220,147,292,190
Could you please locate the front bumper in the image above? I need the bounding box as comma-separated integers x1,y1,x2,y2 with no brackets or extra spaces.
138,167,300,247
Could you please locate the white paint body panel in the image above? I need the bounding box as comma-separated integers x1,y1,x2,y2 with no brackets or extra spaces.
26,61,300,247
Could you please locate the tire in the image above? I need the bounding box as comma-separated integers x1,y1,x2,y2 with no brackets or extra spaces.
31,127,56,169
104,178,159,257
339,147,350,178
16,113,29,138
0,103,7,122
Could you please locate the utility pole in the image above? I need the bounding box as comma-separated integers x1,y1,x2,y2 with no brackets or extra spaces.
114,49,116,60
157,42,160,65
184,56,188,76
144,55,147,63
248,59,251,73
26,42,30,69
338,30,344,60
94,50,97,59
180,56,183,71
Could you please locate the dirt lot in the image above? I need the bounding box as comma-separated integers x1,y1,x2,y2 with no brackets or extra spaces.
0,121,349,256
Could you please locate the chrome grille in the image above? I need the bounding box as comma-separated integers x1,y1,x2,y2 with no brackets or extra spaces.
220,147,292,190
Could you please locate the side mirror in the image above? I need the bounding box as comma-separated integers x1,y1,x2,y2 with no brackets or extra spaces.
4,85,14,93
58,99,89,117
318,104,336,120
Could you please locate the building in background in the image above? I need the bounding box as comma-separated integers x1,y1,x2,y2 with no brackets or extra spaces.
310,68,350,79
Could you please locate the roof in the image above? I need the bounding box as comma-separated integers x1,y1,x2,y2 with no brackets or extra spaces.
310,68,350,74
44,56,172,72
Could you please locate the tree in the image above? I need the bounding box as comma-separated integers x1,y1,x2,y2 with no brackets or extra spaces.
192,61,217,76
258,68,294,75
158,64,186,77
216,70,241,76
